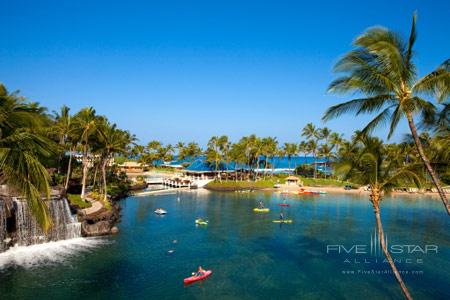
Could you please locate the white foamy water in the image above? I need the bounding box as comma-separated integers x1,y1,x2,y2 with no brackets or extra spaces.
0,237,111,269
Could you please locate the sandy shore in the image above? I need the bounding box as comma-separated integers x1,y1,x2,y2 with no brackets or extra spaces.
271,184,444,197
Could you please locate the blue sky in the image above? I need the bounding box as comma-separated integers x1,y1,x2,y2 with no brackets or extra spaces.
1,0,449,146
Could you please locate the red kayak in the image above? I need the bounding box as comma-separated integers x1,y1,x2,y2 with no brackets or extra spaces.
184,270,212,284
278,204,290,207
298,191,314,195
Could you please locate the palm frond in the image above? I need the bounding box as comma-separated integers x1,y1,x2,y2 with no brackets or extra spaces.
387,105,403,139
359,105,396,136
413,59,450,102
323,95,394,121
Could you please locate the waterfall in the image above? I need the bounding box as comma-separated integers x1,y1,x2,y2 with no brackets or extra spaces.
11,197,82,248
0,201,6,252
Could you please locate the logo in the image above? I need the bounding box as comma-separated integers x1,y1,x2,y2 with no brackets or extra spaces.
326,228,438,267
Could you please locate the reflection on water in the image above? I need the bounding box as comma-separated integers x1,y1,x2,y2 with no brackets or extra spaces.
0,191,449,299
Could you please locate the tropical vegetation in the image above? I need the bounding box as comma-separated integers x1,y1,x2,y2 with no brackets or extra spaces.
324,13,450,215
0,83,136,230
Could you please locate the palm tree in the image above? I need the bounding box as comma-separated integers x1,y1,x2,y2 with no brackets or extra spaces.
143,140,162,166
298,140,309,165
323,13,450,215
175,142,185,160
318,144,333,177
159,144,174,162
329,132,344,154
184,142,202,159
51,106,76,190
302,123,319,141
73,107,100,199
335,136,421,300
218,136,230,181
283,143,298,171
253,137,264,180
261,137,278,179
206,136,221,180
97,121,134,201
51,106,71,174
319,127,331,145
0,84,55,230
307,139,318,178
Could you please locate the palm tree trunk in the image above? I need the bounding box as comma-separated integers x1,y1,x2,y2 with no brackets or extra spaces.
313,152,317,179
92,160,99,191
271,156,275,178
371,188,413,300
406,112,450,216
64,147,73,191
256,157,260,181
264,157,269,180
81,145,89,199
102,158,108,201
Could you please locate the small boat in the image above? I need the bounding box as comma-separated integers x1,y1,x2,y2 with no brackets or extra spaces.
253,208,270,212
274,183,281,188
278,203,290,207
184,270,212,284
273,220,293,223
298,191,314,195
298,188,317,195
310,190,327,195
154,209,167,215
195,219,209,225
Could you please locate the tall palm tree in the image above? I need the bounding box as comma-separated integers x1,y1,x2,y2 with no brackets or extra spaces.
218,136,230,181
230,142,246,181
175,142,185,160
73,107,99,199
335,136,421,300
261,137,278,179
253,137,264,180
98,121,134,201
51,106,71,173
206,136,221,180
318,144,333,177
0,84,55,230
185,142,202,159
298,140,309,165
158,144,174,162
307,139,318,178
324,14,450,215
283,143,298,171
51,106,75,190
301,123,318,141
319,127,331,145
329,132,344,154
143,140,162,166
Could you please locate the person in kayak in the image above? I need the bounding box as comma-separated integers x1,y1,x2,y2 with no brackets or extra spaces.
258,201,265,209
279,212,284,220
197,266,206,276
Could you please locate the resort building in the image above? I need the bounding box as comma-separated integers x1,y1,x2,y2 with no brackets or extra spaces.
285,175,300,186
118,161,146,173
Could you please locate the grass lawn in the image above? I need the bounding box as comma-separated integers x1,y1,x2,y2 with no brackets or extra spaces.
67,193,92,209
206,176,285,190
298,176,355,187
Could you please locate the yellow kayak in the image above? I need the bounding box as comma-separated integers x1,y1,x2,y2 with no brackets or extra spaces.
272,220,293,223
195,219,208,225
253,208,270,212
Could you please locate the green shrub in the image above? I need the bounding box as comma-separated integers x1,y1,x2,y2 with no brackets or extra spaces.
67,194,92,209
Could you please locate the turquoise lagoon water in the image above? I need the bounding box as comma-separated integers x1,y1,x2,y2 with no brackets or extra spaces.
0,191,449,299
